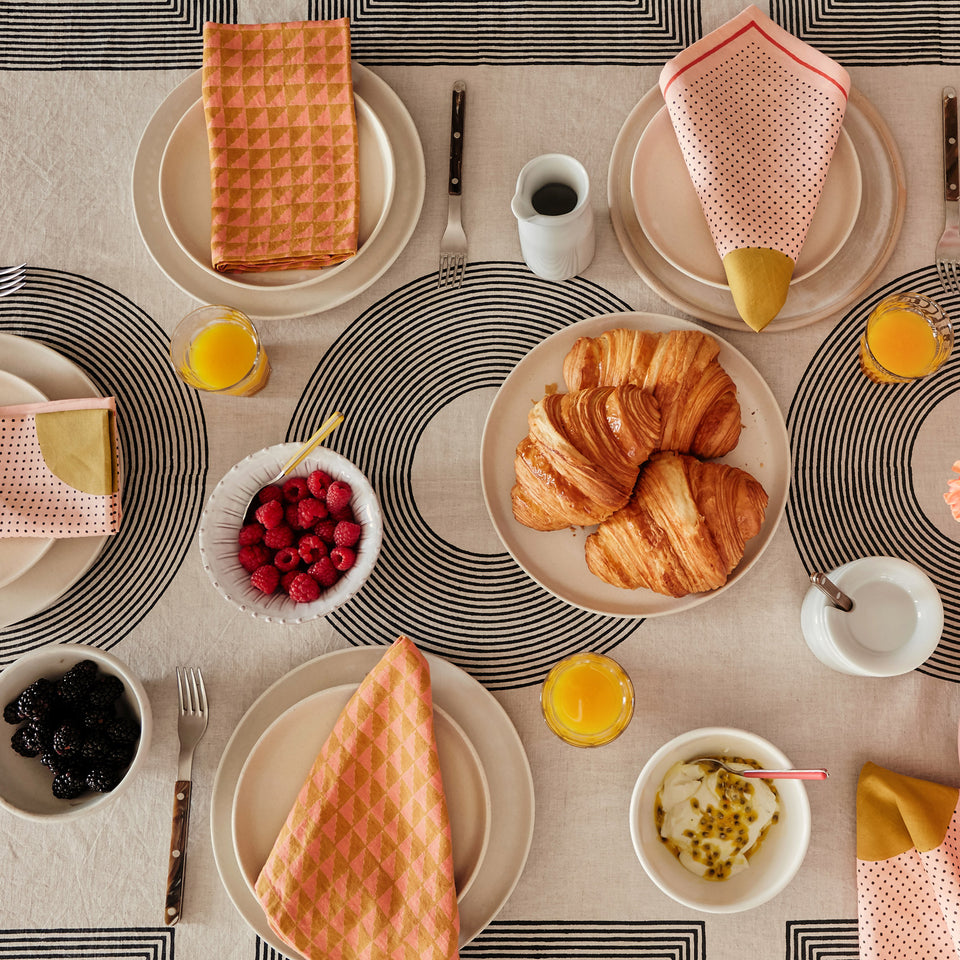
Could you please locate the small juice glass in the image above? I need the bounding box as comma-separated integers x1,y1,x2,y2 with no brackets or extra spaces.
170,305,270,396
858,292,952,384
541,652,634,747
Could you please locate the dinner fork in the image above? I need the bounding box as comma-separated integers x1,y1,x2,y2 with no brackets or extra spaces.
164,667,209,926
0,263,26,298
438,81,467,289
936,87,960,296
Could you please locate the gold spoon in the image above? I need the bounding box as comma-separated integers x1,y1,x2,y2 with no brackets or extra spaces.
690,757,828,780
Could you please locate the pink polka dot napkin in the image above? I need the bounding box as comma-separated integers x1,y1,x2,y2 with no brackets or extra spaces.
658,5,851,331
857,761,960,958
255,636,460,960
201,19,360,274
0,397,121,538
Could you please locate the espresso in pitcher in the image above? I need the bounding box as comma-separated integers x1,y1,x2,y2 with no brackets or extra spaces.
531,182,578,216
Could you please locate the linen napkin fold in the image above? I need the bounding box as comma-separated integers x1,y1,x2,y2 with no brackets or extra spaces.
201,18,360,274
659,5,851,331
857,759,960,958
255,636,460,960
0,397,121,538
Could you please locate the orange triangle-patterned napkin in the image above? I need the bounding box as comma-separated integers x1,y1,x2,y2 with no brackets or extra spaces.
255,637,460,960
201,19,360,274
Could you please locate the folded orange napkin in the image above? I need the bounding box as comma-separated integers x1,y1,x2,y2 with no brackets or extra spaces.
201,19,360,274
659,5,851,331
0,397,121,538
255,636,460,960
858,758,960,958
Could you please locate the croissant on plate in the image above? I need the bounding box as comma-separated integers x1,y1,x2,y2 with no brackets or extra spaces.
584,451,768,597
562,328,742,459
511,384,662,531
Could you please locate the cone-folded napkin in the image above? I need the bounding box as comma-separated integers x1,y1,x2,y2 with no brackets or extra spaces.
659,5,850,330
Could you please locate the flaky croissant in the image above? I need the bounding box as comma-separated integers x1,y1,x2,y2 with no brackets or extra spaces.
562,328,741,459
511,384,662,532
584,451,768,596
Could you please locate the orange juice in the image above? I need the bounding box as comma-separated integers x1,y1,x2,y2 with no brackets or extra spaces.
541,653,633,747
859,293,952,384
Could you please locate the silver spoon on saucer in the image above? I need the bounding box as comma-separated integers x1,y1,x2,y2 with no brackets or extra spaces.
690,757,828,780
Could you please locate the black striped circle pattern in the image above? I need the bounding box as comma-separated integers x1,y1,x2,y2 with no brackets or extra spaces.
0,268,208,664
787,265,960,682
288,262,640,690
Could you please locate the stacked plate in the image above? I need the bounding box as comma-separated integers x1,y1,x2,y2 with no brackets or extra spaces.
211,646,535,956
608,86,907,331
133,63,425,320
0,334,110,627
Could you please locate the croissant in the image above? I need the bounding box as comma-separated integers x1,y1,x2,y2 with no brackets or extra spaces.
511,384,662,532
562,328,741,459
584,451,768,596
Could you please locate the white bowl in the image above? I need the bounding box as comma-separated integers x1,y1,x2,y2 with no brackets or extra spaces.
198,444,383,624
0,644,152,821
800,556,943,677
629,727,811,913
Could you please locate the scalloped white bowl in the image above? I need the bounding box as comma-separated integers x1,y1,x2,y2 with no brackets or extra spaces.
198,444,383,624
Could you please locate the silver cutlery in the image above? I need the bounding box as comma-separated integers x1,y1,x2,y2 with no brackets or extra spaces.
690,757,828,780
438,80,467,289
936,86,960,296
164,667,209,926
0,263,26,298
809,571,854,611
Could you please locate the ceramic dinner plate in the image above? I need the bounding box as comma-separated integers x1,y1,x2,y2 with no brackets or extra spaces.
0,334,107,626
631,107,862,289
210,646,535,954
158,93,396,289
479,312,790,618
0,370,54,590
609,86,905,331
232,684,491,904
132,63,425,319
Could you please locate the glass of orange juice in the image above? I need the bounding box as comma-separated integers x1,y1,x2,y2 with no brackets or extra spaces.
541,652,634,747
858,292,952,384
170,305,270,396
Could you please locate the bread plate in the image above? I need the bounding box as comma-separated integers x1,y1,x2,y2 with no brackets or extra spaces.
479,312,789,618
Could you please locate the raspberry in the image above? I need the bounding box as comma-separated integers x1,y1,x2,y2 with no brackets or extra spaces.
298,534,327,564
330,506,355,524
334,521,361,548
254,499,284,530
330,546,356,572
238,544,271,572
313,519,337,544
308,557,339,588
283,477,310,503
238,523,264,546
263,524,294,550
280,570,300,594
258,484,283,505
297,497,327,527
307,469,332,498
273,546,301,573
250,564,280,594
285,502,308,530
287,572,321,603
325,481,352,514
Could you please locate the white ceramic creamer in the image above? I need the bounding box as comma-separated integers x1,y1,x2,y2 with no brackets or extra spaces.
512,154,595,282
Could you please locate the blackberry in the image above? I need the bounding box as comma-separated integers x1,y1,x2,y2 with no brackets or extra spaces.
10,726,40,758
80,734,110,763
87,675,124,709
85,765,121,793
3,698,23,725
51,770,87,800
52,723,84,757
78,706,113,731
21,719,55,754
56,659,98,704
105,717,140,744
16,678,57,720
103,741,134,768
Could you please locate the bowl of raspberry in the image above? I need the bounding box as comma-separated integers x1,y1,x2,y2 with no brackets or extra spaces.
0,644,152,821
198,445,383,624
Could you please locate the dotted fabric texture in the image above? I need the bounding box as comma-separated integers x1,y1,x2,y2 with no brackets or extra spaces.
0,398,121,538
201,18,360,273
659,5,850,262
255,637,459,960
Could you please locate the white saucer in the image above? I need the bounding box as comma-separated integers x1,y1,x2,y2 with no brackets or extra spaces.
0,370,54,590
232,683,491,904
631,106,862,289
158,93,396,289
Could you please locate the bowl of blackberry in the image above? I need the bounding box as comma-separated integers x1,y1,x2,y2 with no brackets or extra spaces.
0,645,151,820
198,444,383,624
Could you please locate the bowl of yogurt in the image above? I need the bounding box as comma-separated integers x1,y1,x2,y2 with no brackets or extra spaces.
629,727,811,913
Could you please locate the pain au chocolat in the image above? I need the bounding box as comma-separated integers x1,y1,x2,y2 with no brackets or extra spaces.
511,384,661,531
562,328,741,459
